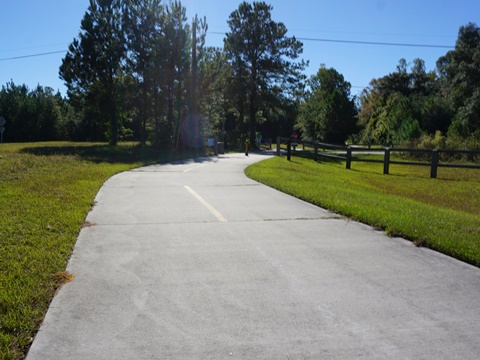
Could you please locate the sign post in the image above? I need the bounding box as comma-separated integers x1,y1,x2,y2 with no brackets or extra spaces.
0,116,5,145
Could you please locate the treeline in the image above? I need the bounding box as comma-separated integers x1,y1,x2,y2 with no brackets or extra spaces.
356,23,480,149
0,83,81,142
1,1,479,150
2,1,304,148
296,22,480,149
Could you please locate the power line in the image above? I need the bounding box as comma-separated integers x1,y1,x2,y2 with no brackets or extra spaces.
0,32,454,63
209,31,454,49
296,37,454,49
0,50,67,62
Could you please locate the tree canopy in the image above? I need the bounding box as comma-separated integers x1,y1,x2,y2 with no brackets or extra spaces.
224,1,307,145
60,0,125,145
297,65,357,143
437,22,480,138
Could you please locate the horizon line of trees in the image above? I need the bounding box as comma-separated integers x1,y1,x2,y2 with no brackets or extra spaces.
1,1,479,151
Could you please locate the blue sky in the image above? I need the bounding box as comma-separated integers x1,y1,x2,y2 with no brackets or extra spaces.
0,0,479,97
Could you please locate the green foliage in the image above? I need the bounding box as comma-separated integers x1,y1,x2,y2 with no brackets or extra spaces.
358,23,480,147
224,1,307,146
123,0,164,146
297,65,357,143
5,10,480,151
60,0,125,146
438,23,480,137
0,83,67,143
358,58,443,145
418,131,447,150
7,1,309,148
60,0,210,150
245,155,480,266
198,47,232,139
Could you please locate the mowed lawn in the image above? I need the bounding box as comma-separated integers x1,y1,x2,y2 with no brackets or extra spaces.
245,153,480,266
0,142,194,360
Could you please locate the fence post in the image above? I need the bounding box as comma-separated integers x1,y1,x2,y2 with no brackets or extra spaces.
287,140,291,161
214,136,218,156
383,148,390,174
314,143,318,161
276,136,281,156
346,146,352,169
431,149,438,178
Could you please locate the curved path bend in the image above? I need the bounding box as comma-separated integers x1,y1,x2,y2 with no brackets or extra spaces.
28,152,480,359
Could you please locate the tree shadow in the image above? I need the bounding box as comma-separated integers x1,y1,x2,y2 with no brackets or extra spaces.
20,143,213,165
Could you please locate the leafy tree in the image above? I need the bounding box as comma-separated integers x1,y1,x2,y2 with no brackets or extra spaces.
224,1,307,146
437,22,480,137
0,82,67,142
296,65,357,143
60,0,125,145
31,86,64,141
358,58,450,145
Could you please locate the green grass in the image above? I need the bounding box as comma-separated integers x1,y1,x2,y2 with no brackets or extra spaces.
245,153,480,266
0,142,205,360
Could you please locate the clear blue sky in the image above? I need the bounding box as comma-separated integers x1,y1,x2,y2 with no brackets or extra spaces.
0,0,478,97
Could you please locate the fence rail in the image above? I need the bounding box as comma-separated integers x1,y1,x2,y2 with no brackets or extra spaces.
276,137,480,178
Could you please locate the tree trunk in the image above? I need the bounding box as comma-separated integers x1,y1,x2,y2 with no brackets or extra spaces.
109,78,117,146
249,82,257,147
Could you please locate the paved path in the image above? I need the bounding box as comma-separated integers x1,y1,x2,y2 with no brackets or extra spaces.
28,153,480,359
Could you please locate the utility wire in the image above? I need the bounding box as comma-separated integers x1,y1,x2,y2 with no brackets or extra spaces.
0,33,454,62
0,50,67,62
296,37,454,49
209,31,454,49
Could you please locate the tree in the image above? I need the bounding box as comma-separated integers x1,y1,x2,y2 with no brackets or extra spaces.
198,47,231,140
160,2,193,149
177,13,208,150
358,58,449,145
296,66,357,143
123,1,207,150
437,22,480,137
31,86,63,141
60,0,125,145
0,82,67,142
224,1,307,146
123,0,164,145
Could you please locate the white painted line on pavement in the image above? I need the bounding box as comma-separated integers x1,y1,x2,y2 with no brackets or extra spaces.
184,185,228,222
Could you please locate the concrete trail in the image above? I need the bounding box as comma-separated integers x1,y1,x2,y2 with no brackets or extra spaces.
27,152,480,359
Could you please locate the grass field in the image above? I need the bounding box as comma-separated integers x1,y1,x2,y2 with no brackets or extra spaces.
245,152,480,266
0,142,204,360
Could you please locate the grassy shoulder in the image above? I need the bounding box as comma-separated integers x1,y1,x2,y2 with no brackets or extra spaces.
0,142,204,360
245,153,480,266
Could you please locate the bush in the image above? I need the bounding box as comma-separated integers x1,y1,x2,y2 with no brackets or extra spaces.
418,131,446,150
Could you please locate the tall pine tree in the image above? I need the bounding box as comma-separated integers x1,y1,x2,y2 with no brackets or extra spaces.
60,0,125,145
